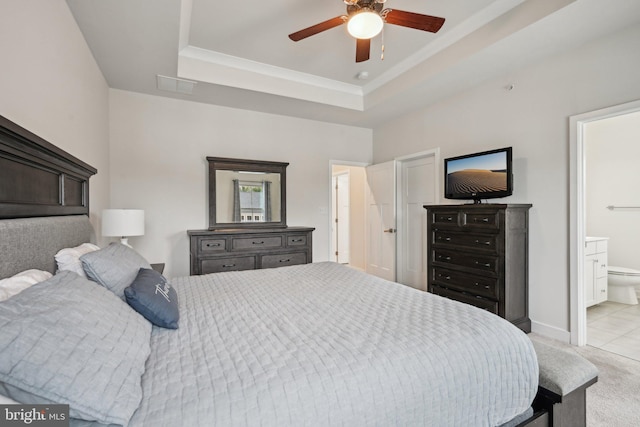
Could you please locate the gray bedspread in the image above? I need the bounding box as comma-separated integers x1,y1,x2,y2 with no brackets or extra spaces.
125,262,538,426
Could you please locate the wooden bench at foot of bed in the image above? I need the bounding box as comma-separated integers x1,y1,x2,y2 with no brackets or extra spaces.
520,340,599,427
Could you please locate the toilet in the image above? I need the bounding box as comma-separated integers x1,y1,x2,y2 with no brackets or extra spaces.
608,266,640,305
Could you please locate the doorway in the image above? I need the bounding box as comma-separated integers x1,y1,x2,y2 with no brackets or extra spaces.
570,99,640,346
330,163,367,271
332,171,350,264
331,151,439,282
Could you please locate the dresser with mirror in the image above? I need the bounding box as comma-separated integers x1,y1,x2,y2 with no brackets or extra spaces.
188,157,314,275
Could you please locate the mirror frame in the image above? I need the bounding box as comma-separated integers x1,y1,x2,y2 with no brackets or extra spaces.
207,157,288,229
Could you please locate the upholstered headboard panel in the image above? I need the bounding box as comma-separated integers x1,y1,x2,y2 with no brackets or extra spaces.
0,215,95,279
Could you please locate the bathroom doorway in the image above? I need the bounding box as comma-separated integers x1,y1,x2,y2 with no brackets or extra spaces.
570,99,640,351
582,110,640,360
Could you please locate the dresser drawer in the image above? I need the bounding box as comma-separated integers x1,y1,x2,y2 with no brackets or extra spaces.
287,235,308,246
232,236,283,250
430,210,460,226
200,256,257,273
431,267,499,299
430,284,499,314
261,252,307,269
432,249,499,275
199,238,226,252
433,230,498,252
461,211,500,229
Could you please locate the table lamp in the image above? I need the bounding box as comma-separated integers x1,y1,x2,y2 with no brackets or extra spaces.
102,209,145,247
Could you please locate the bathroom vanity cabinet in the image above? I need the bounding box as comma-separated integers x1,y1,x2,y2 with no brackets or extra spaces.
585,237,608,307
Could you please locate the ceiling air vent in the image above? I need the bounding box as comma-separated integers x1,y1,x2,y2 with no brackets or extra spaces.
156,75,197,95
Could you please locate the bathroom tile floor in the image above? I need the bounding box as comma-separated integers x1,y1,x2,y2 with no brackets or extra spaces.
587,301,640,361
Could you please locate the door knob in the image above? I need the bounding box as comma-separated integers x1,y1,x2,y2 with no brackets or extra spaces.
384,228,396,233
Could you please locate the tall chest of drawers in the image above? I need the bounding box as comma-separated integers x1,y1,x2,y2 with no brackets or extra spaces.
188,227,314,275
423,204,532,333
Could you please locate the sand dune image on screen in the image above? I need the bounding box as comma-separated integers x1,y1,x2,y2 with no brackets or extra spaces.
447,169,507,193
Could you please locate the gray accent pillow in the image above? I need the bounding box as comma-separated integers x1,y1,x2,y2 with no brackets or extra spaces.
125,268,180,329
81,243,151,298
0,270,151,425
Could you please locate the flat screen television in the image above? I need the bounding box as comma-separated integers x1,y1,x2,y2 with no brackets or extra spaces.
444,147,513,203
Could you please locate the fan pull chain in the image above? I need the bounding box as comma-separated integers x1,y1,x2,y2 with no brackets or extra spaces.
381,26,385,60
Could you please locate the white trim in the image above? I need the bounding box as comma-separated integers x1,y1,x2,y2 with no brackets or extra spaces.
569,99,640,346
178,46,364,110
364,0,526,94
531,320,571,343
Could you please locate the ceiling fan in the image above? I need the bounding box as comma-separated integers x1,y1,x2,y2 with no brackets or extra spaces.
288,0,445,63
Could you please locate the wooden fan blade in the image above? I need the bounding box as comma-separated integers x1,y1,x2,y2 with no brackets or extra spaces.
288,16,345,41
384,10,445,33
355,38,370,63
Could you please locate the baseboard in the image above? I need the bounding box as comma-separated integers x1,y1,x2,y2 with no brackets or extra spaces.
531,321,571,343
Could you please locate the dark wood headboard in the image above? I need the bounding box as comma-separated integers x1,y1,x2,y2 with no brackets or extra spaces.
0,115,97,219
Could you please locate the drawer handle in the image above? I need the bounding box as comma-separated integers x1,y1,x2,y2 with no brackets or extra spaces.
291,238,303,243
475,240,491,245
222,263,236,268
206,243,221,247
438,236,452,242
474,217,490,223
279,259,291,263
475,261,491,267
438,255,452,261
252,241,265,245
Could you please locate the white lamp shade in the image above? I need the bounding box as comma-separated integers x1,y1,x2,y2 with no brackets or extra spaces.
102,209,145,237
347,10,384,39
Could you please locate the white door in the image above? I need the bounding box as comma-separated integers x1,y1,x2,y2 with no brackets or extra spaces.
398,156,436,290
336,173,350,264
366,161,396,281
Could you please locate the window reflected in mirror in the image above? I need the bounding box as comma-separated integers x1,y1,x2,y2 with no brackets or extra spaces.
215,170,282,224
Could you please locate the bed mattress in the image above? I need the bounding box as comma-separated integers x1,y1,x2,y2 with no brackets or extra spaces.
103,262,539,426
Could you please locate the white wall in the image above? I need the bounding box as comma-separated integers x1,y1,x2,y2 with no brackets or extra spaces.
585,111,640,271
372,24,640,340
0,0,110,234
109,90,372,278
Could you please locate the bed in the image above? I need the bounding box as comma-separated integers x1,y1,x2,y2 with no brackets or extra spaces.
0,115,541,426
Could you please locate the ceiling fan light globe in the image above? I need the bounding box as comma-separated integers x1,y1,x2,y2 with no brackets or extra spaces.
347,10,383,39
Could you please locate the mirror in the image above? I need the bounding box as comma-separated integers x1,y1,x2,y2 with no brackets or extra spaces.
208,157,288,229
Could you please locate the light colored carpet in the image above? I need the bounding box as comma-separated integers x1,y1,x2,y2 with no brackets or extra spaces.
530,333,640,427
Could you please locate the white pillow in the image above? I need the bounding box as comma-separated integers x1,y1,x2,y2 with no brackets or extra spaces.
0,269,53,302
55,243,100,277
0,394,20,404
